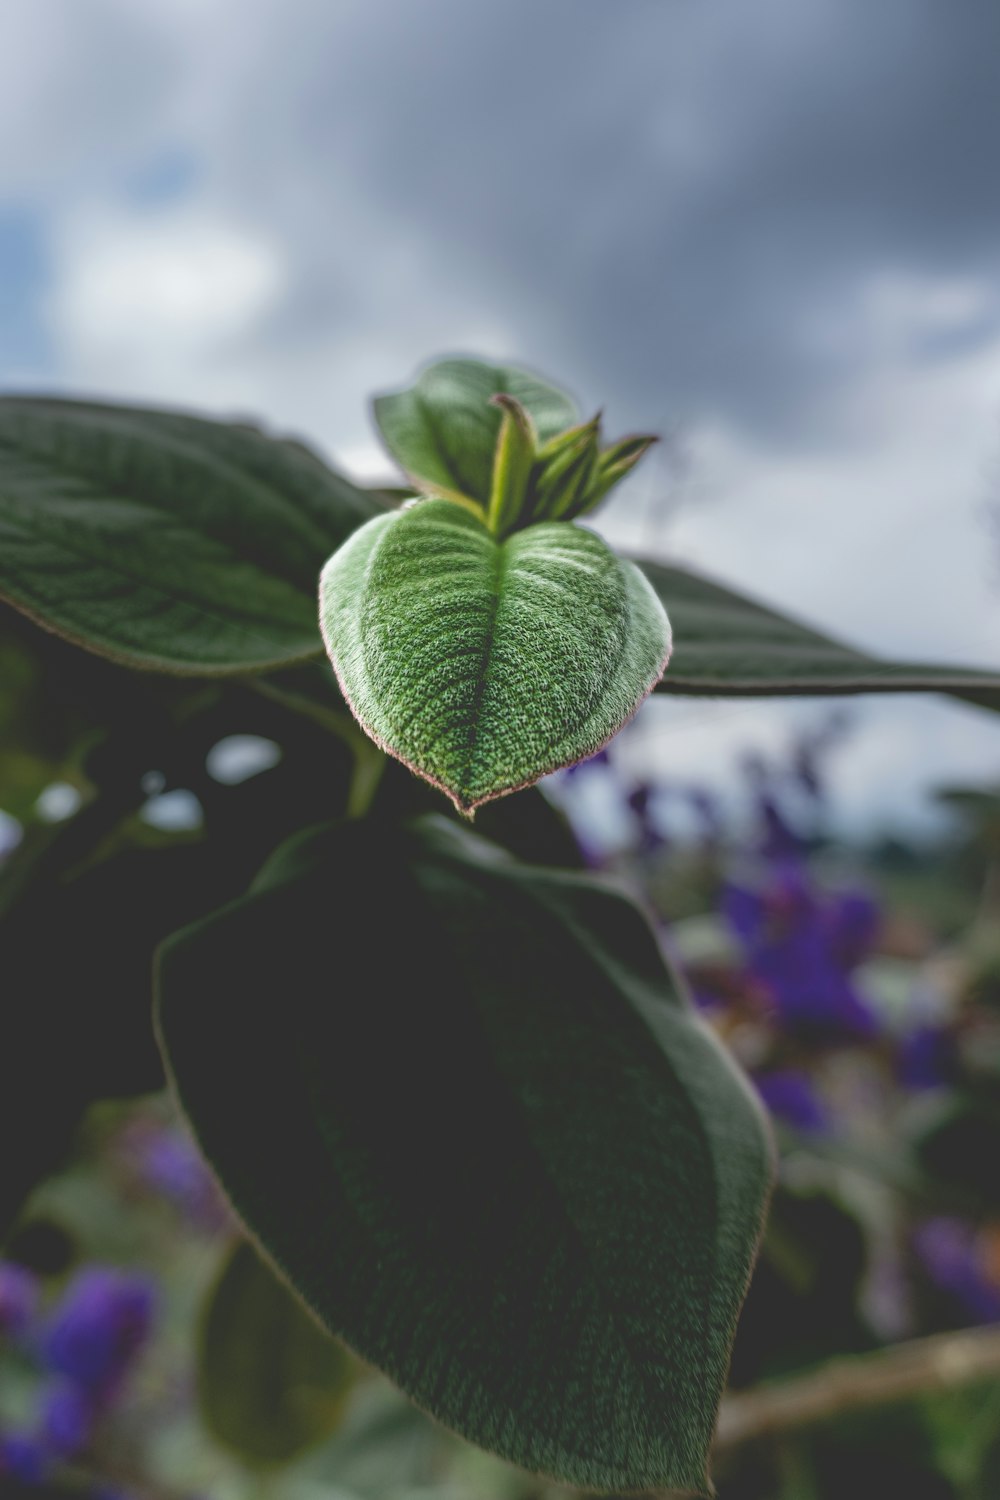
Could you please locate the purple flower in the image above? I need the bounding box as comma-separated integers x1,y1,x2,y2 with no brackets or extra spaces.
41,1268,154,1398
133,1127,227,1232
754,1069,830,1132
757,792,803,861
0,1262,38,1340
0,1433,47,1483
720,869,879,1040
627,782,668,857
897,1024,958,1091
40,1379,96,1457
913,1218,1000,1324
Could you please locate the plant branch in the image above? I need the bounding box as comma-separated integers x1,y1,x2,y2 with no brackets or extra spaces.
714,1323,1000,1451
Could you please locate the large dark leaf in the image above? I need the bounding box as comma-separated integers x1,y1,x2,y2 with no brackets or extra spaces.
156,816,773,1495
642,557,1000,704
0,398,380,674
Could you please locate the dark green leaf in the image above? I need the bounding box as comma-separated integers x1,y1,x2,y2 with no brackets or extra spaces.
372,358,578,506
641,557,1000,704
0,397,381,674
200,1238,356,1467
156,816,773,1495
320,499,670,811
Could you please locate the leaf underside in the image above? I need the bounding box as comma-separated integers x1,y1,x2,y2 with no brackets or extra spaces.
156,816,773,1495
319,500,671,810
641,557,1000,706
199,1239,355,1467
0,397,380,674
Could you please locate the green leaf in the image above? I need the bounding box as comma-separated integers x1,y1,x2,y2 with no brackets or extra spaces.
319,499,670,811
585,434,658,514
200,1238,356,1468
528,416,601,525
485,395,536,538
372,358,578,507
0,397,382,675
156,815,774,1496
641,556,1000,705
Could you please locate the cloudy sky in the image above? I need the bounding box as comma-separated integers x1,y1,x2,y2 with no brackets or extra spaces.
3,0,1000,833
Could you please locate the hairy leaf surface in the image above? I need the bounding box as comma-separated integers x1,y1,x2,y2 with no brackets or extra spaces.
0,398,380,674
642,557,1000,704
156,816,773,1495
373,358,578,505
320,500,670,810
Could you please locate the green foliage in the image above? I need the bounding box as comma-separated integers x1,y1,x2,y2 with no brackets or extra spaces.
319,498,670,810
642,557,1000,704
372,357,579,509
373,358,657,535
0,397,380,674
200,1238,356,1468
6,354,1000,1497
156,815,773,1495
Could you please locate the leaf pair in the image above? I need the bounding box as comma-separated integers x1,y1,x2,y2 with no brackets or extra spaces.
156,815,774,1496
375,356,655,535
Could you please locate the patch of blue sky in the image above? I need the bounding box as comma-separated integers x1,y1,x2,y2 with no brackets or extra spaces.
0,207,54,386
122,145,199,208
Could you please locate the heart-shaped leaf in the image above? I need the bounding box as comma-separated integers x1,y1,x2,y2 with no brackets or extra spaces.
156,816,773,1495
373,358,578,506
319,499,670,811
0,397,381,674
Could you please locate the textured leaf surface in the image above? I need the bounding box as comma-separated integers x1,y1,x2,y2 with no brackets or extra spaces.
641,557,1000,705
156,816,773,1495
373,358,578,505
200,1239,355,1467
0,397,380,673
320,500,670,810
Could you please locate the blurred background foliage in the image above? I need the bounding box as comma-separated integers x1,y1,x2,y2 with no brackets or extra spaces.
3,600,1000,1499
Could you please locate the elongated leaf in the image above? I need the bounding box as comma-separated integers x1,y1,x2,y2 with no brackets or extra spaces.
320,500,670,811
200,1238,355,1467
156,816,773,1496
0,397,381,674
641,557,1000,703
373,358,578,506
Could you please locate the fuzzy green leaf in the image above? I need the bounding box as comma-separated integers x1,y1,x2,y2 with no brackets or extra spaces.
641,557,1000,705
372,358,578,506
319,499,670,811
156,816,773,1496
199,1239,356,1468
0,397,381,674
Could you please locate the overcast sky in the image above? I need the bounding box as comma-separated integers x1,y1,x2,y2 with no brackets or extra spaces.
3,0,1000,834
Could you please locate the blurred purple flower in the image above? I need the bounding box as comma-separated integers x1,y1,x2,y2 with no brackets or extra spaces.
913,1218,1000,1324
0,1262,38,1340
754,1069,830,1132
757,791,803,861
118,1120,227,1232
721,867,879,1039
40,1379,96,1457
627,782,668,857
0,1433,47,1483
897,1024,959,1091
41,1268,154,1399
